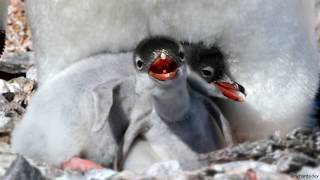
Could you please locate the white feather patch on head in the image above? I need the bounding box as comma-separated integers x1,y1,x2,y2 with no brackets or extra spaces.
160,52,166,60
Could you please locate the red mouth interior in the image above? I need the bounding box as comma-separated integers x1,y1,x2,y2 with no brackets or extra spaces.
148,58,178,81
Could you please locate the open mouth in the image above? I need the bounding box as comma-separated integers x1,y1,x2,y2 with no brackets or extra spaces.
148,57,178,81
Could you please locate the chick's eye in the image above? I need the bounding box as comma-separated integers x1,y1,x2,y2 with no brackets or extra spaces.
200,66,214,78
136,59,144,70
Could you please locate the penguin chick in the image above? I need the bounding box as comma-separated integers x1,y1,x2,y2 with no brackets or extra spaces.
11,52,139,171
120,36,232,173
148,0,320,140
186,44,246,102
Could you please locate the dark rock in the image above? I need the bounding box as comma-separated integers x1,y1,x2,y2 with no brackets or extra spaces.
202,128,320,163
199,128,320,179
2,92,14,102
0,95,22,134
3,155,46,180
0,77,35,136
0,52,34,80
276,153,317,173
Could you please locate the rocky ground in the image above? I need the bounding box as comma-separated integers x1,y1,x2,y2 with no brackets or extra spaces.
4,0,32,54
0,0,319,179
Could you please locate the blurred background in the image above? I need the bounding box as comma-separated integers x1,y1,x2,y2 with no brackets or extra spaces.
3,0,31,55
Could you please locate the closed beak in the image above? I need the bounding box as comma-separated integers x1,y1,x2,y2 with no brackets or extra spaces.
213,80,246,102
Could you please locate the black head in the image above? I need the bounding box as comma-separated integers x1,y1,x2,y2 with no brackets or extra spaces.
133,36,185,81
189,45,227,83
189,44,247,102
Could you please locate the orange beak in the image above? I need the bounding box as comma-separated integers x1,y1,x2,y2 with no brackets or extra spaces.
213,81,247,102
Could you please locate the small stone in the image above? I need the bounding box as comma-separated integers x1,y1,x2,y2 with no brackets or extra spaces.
0,154,19,177
85,168,118,179
3,155,45,180
0,80,10,94
276,153,317,173
2,92,14,102
143,160,183,178
0,111,15,133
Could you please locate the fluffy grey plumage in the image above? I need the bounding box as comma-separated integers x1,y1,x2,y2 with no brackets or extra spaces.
184,43,246,102
148,0,320,139
11,46,229,168
120,37,232,173
12,53,138,167
12,0,319,169
24,0,319,141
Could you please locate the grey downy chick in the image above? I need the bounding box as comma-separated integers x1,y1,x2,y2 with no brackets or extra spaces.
120,36,232,173
11,52,142,170
184,43,246,102
10,41,236,171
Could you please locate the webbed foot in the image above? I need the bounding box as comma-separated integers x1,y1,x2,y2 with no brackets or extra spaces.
62,156,103,171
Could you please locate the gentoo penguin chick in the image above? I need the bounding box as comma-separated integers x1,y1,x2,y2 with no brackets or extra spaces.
12,53,139,171
148,0,320,140
120,36,232,173
185,43,246,102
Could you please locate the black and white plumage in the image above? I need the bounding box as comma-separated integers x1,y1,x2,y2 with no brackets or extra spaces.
120,36,232,173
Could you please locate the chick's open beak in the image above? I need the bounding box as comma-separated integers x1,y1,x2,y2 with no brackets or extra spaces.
148,55,178,81
213,81,247,102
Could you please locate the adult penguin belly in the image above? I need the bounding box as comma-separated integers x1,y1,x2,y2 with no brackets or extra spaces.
25,0,150,83
148,0,320,140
